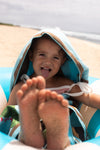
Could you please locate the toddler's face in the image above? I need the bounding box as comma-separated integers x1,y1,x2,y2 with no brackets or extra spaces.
32,38,64,80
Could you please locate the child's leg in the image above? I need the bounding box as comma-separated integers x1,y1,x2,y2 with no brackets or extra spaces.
16,76,45,148
38,90,70,149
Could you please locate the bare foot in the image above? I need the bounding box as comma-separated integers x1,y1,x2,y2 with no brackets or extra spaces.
16,76,45,148
38,90,70,149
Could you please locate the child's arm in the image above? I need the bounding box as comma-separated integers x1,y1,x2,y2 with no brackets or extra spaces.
7,82,22,106
75,92,100,109
70,84,100,109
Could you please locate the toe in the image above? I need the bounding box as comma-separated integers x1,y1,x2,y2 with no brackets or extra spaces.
50,91,57,100
38,89,47,104
31,77,38,87
26,79,32,87
61,99,69,107
16,89,24,100
57,94,63,102
21,83,28,92
37,76,46,89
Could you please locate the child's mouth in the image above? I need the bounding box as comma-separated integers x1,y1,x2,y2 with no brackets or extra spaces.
41,67,51,78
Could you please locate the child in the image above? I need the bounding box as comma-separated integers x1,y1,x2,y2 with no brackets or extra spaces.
7,29,100,149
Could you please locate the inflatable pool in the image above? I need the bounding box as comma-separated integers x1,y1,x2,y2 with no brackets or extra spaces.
0,67,100,150
0,28,100,149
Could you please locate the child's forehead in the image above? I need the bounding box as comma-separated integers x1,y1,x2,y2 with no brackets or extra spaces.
31,35,67,58
36,49,60,55
35,37,61,49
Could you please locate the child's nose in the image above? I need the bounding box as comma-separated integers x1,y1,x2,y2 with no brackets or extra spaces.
45,57,52,63
44,61,51,66
44,58,52,66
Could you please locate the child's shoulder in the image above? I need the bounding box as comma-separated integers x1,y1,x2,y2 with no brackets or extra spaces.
12,81,23,91
54,76,73,86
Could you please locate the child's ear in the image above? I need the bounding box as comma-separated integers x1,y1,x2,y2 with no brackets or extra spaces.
28,50,33,61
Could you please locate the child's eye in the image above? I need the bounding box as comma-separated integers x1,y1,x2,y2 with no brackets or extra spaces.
54,56,59,60
39,53,45,56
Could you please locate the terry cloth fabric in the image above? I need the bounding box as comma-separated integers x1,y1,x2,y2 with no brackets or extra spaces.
10,28,89,92
0,104,87,145
7,28,89,145
0,117,12,134
0,85,7,114
0,28,89,145
1,138,100,150
0,105,20,138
